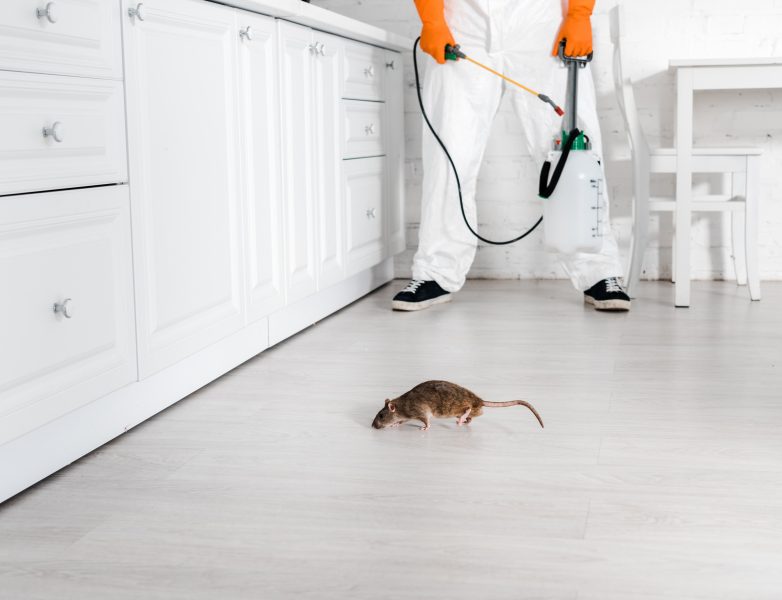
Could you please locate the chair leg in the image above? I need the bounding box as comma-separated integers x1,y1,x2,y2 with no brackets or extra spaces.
626,178,650,298
730,171,748,286
671,217,676,284
745,156,761,301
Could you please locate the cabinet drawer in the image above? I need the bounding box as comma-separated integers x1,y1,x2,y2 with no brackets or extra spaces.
343,41,386,101
0,185,137,445
344,157,385,276
343,99,385,160
0,71,127,196
0,0,122,79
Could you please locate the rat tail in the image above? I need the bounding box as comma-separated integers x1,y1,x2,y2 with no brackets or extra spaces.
483,400,544,428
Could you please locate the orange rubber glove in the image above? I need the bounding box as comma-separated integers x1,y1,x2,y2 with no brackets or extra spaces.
552,0,595,57
414,0,456,64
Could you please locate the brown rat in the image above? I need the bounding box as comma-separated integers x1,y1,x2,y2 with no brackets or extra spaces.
371,380,544,431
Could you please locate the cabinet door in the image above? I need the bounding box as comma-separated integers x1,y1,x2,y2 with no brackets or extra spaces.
238,12,285,323
344,157,386,276
123,0,244,377
384,50,406,256
278,21,317,304
312,32,345,290
0,186,136,445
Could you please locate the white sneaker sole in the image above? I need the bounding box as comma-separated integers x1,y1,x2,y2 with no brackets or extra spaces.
392,294,452,312
584,295,631,311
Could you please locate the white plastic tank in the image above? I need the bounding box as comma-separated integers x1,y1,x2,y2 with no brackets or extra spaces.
542,149,604,254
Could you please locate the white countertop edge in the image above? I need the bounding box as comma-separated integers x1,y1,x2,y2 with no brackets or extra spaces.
208,0,414,52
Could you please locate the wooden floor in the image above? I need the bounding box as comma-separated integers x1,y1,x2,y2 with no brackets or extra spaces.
2,280,781,599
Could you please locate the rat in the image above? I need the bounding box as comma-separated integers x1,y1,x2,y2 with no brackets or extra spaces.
371,380,544,431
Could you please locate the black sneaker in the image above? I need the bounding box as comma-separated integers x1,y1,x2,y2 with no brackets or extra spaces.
584,277,631,311
392,280,451,311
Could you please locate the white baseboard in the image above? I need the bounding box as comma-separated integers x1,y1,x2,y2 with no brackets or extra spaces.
0,260,394,504
269,258,393,346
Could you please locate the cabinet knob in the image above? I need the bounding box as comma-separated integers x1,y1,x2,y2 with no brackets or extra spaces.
53,298,73,319
385,60,395,70
364,65,375,78
42,121,64,143
36,2,58,24
364,123,375,135
239,26,253,41
366,207,377,219
318,42,326,56
128,3,145,21
308,43,318,55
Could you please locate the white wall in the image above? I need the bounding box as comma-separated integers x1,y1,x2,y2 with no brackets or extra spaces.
315,0,782,281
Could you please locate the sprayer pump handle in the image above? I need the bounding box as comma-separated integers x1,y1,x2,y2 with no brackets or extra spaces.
557,40,593,66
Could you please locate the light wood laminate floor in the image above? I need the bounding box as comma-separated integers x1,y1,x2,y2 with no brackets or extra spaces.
2,280,781,600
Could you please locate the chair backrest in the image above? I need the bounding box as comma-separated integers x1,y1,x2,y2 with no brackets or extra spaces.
610,2,651,241
609,5,651,166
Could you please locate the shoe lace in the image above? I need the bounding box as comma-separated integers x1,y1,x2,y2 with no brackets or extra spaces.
605,277,623,293
401,280,425,294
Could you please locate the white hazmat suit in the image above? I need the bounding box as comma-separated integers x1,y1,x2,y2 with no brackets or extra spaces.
412,0,623,293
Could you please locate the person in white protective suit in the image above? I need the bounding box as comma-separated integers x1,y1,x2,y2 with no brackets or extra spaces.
392,0,631,312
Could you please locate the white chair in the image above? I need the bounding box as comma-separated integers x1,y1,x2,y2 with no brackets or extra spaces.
610,5,762,302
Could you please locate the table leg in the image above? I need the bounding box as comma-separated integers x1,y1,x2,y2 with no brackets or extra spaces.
745,155,762,301
675,69,694,307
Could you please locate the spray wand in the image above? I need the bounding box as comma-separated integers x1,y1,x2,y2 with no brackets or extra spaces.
445,44,565,117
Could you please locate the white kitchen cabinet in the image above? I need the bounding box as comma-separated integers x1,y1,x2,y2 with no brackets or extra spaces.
384,50,406,256
0,0,122,79
342,99,385,160
343,39,386,101
0,186,136,445
122,0,245,377
312,32,346,290
278,21,318,304
237,12,286,323
0,71,127,196
344,157,386,276
0,0,408,503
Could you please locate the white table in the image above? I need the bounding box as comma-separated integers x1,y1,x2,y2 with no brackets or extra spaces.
671,57,782,307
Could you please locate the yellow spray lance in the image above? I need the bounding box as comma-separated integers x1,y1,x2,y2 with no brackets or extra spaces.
444,44,565,117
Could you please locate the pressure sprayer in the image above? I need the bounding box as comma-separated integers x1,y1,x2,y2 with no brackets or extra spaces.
539,43,604,254
413,38,603,252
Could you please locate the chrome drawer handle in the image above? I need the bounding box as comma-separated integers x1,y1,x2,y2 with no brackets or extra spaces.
364,65,375,78
54,298,73,319
239,26,253,41
365,123,375,135
36,2,58,24
309,43,318,55
366,207,377,219
42,121,64,143
128,3,145,21
386,60,395,70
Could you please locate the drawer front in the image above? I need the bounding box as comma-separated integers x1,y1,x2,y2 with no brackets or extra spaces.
0,71,127,196
342,99,385,160
343,40,385,101
0,0,122,79
0,185,137,445
344,156,385,276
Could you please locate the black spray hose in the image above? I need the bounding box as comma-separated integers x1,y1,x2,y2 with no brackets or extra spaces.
413,37,541,246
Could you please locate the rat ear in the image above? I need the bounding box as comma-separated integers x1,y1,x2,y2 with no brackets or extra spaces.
385,399,391,405
388,402,396,413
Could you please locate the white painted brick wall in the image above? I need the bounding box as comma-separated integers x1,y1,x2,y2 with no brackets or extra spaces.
314,0,782,281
